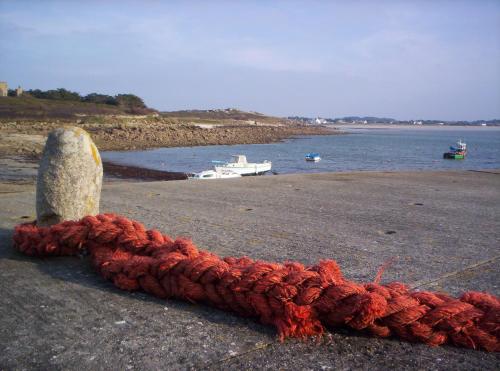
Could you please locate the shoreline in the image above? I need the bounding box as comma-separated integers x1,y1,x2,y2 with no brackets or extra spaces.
1,123,498,184
331,123,500,130
2,152,499,185
0,118,336,158
0,156,190,184
103,161,188,181
0,119,337,183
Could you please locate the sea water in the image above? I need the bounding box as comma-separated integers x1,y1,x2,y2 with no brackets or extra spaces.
100,127,500,174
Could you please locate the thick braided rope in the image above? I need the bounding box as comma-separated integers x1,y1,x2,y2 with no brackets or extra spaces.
13,214,500,351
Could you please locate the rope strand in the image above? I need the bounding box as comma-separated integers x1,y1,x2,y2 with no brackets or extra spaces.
13,214,500,351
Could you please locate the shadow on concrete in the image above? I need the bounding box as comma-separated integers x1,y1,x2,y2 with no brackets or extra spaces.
0,228,15,259
0,227,277,337
4,227,491,370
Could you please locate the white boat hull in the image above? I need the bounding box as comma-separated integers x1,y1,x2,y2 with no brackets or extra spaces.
214,162,272,176
189,169,242,180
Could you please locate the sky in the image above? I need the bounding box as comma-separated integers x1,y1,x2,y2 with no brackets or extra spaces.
1,0,499,120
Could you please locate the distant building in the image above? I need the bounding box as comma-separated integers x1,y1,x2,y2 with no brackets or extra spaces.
0,82,23,97
315,117,327,124
0,81,7,97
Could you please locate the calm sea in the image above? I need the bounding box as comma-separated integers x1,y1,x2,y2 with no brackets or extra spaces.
101,127,500,174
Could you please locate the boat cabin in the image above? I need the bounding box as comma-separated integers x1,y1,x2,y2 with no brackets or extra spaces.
230,155,248,164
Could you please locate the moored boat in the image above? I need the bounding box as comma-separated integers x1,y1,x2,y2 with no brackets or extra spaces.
188,169,242,180
305,153,321,162
213,155,272,176
443,139,467,159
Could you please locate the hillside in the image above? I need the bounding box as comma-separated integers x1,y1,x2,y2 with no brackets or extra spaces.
0,93,336,159
0,96,155,119
161,108,282,124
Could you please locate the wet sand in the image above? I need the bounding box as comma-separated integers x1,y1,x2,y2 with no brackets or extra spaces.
0,156,189,183
102,161,188,181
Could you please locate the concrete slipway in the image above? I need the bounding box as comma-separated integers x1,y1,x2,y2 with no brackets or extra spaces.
0,170,499,370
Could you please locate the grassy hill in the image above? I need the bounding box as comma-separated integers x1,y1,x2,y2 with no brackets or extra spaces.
0,96,155,119
0,97,282,123
160,108,282,124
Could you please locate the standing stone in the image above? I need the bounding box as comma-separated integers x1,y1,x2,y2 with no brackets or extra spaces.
36,127,103,226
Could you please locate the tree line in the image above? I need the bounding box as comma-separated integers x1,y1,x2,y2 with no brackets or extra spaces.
23,88,147,109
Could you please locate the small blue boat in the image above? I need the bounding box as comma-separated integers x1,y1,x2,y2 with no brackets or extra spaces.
305,153,321,162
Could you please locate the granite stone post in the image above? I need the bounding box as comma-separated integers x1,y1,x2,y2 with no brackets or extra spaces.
36,127,103,226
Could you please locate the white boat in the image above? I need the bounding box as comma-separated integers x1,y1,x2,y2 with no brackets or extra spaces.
305,153,321,162
189,169,242,180
213,155,272,176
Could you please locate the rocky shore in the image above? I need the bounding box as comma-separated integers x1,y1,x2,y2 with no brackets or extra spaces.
0,116,335,158
0,115,335,183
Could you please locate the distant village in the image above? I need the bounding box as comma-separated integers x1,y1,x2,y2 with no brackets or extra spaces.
288,116,500,127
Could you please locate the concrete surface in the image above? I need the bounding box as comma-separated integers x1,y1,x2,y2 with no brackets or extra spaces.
0,170,499,370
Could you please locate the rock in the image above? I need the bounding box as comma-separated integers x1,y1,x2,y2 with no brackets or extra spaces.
36,127,103,226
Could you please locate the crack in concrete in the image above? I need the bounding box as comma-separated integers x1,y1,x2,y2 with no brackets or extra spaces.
467,170,500,175
205,341,275,369
410,255,500,290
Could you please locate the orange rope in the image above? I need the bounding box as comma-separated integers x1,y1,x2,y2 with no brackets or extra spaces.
13,214,500,351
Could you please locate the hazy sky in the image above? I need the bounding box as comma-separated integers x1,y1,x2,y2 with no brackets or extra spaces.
1,0,499,120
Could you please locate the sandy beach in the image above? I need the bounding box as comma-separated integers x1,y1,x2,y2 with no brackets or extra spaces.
1,170,499,369
331,124,500,131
